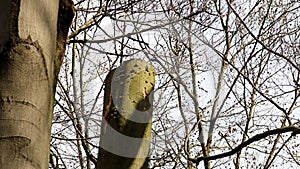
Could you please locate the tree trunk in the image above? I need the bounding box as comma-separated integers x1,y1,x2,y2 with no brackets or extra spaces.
97,59,156,169
0,0,74,168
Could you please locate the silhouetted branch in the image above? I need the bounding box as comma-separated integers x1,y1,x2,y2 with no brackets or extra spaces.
190,126,300,165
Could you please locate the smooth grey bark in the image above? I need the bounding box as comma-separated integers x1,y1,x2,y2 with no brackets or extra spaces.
0,0,74,168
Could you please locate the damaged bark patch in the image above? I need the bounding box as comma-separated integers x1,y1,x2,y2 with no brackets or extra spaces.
54,0,75,81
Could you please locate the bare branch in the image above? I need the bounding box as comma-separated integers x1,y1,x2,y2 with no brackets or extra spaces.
190,126,300,165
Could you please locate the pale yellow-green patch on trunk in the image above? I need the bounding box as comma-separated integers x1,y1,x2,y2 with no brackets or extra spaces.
97,59,156,169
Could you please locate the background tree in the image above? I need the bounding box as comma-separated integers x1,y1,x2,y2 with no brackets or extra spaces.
43,0,300,169
97,59,156,169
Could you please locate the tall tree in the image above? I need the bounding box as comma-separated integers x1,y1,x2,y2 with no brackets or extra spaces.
0,0,74,168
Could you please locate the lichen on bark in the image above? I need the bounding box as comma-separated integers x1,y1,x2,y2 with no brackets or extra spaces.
97,59,156,169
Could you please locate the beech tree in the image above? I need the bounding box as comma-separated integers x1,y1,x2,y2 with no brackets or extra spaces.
0,0,74,168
